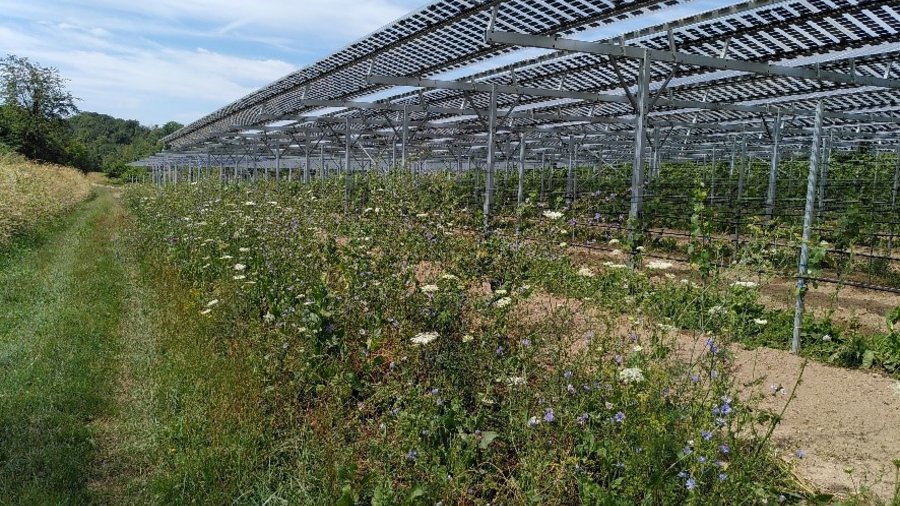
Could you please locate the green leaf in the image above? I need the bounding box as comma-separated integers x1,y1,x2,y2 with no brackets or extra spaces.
479,430,499,449
862,350,875,369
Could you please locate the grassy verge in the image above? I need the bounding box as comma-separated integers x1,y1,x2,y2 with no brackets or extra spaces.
0,153,92,245
0,189,125,503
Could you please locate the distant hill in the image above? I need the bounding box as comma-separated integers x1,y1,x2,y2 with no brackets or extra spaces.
67,112,182,177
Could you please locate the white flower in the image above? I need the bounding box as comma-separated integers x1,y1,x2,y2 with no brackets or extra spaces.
441,273,459,281
206,299,219,307
421,284,439,294
578,267,596,278
664,273,675,280
731,281,758,289
647,261,674,270
608,239,620,245
462,334,474,343
263,312,275,323
234,263,247,271
494,297,512,309
233,275,246,281
619,367,646,384
505,376,526,387
632,345,643,353
822,334,832,342
636,246,646,252
559,242,568,248
411,332,440,346
543,210,564,220
239,247,251,253
244,201,256,206
610,249,622,256
753,318,768,326
494,289,508,295
219,255,233,260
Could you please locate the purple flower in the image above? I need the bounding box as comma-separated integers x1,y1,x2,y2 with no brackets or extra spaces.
576,412,589,426
564,370,573,379
683,446,693,456
430,388,439,396
686,477,696,491
795,449,806,459
701,430,713,441
614,411,625,423
691,375,700,384
677,471,688,479
698,456,707,464
407,449,418,462
520,338,531,347
720,444,730,455
495,345,504,356
543,408,556,423
705,338,720,355
718,473,727,482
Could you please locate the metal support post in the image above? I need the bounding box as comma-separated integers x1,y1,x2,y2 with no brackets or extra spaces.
517,133,526,206
566,137,575,207
401,104,410,170
765,112,782,223
792,102,825,354
483,85,498,234
345,118,352,213
890,145,900,255
628,50,651,252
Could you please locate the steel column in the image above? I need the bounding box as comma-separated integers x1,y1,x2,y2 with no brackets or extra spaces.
792,102,825,354
628,51,651,248
483,85,498,233
765,112,782,223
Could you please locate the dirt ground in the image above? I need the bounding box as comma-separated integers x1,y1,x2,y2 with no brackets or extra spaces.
673,332,900,502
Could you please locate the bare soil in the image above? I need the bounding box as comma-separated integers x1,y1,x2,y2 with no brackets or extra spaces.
673,332,900,501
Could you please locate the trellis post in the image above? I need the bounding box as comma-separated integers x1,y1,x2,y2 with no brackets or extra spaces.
792,102,825,354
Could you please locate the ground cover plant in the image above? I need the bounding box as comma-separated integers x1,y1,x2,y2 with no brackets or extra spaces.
124,173,837,504
0,152,91,245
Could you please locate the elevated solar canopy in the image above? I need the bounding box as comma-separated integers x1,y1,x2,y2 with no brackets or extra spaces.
137,0,900,352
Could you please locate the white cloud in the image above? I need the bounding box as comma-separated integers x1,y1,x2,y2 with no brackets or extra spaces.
0,0,427,124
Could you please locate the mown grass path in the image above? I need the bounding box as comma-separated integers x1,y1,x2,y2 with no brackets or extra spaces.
0,188,127,503
0,186,271,504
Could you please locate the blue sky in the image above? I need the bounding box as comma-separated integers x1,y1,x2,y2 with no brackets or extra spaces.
0,0,428,126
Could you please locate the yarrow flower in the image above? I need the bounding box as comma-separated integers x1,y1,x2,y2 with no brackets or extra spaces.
753,318,768,325
411,332,439,346
233,263,247,271
646,260,674,270
462,334,474,343
421,284,439,294
543,210,564,220
494,297,512,309
618,367,645,384
731,280,758,289
577,267,596,278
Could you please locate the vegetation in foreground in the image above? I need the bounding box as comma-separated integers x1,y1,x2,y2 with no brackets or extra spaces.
122,174,825,504
0,152,91,244
0,189,125,502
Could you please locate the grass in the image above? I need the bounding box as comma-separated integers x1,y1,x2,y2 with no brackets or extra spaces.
0,189,124,503
0,152,92,245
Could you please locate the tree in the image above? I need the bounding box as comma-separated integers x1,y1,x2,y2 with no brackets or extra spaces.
0,54,79,164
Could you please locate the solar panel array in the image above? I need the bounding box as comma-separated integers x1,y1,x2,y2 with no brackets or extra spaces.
153,0,900,163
